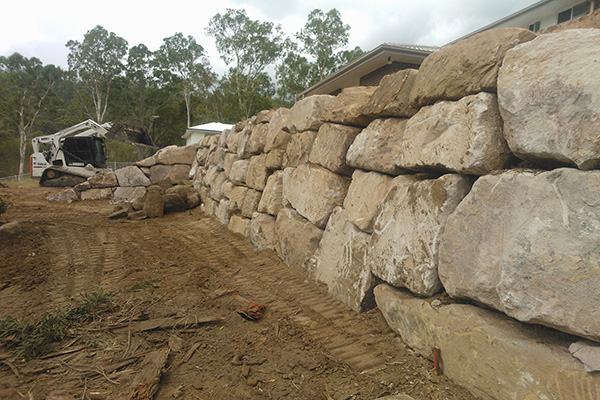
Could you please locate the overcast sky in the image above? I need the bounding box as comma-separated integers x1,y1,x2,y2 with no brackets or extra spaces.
0,0,539,75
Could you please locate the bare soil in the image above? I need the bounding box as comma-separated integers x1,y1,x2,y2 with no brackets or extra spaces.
0,184,479,400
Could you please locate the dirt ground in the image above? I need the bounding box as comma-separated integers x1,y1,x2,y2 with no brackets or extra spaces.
0,184,479,400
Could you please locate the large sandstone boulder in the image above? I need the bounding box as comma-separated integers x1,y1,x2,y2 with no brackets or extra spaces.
226,129,243,153
162,193,187,213
370,174,470,296
284,131,317,168
115,165,151,187
375,284,600,400
47,189,78,202
265,149,286,170
287,95,334,133
223,152,240,178
307,208,375,312
256,109,275,124
80,188,112,201
88,171,118,188
113,187,147,203
241,189,261,218
439,168,600,341
397,92,512,175
227,185,248,213
264,108,292,152
209,171,227,201
247,124,268,155
135,156,157,168
324,86,376,127
361,69,419,118
498,29,600,170
149,164,191,185
257,171,285,216
156,145,197,165
143,190,164,218
283,163,350,229
410,28,536,107
343,170,394,233
346,118,410,176
245,154,270,191
308,123,361,176
228,215,251,236
229,160,250,185
250,212,279,252
215,199,231,225
275,208,323,269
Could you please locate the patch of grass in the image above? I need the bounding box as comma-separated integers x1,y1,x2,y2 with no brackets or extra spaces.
124,278,159,292
0,287,116,357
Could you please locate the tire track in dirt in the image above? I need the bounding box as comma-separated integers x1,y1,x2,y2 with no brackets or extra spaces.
175,217,397,374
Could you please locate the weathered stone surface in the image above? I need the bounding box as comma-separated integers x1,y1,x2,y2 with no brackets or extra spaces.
47,189,78,202
228,215,251,236
370,174,470,296
132,196,144,211
113,187,147,203
288,95,333,133
398,92,512,175
283,163,350,229
307,208,375,312
375,284,600,400
324,86,377,127
410,28,536,107
275,208,323,269
569,340,600,372
250,212,279,251
229,160,249,185
308,123,361,175
226,129,243,153
498,29,600,170
155,177,173,191
202,197,218,216
227,185,248,213
362,69,419,118
215,199,231,225
162,193,187,213
219,129,231,148
346,118,410,176
73,181,90,192
265,149,285,170
149,164,191,185
115,165,151,187
284,131,317,168
143,191,164,218
247,124,268,154
135,155,157,168
209,171,227,201
241,189,261,218
264,108,292,152
156,145,197,165
0,221,22,236
140,167,150,177
80,188,112,201
223,152,239,178
165,185,189,203
127,210,147,220
89,171,118,188
209,147,226,170
236,125,253,159
109,209,128,219
245,154,270,191
343,170,394,233
221,180,234,199
256,109,275,124
257,171,285,216
439,168,600,341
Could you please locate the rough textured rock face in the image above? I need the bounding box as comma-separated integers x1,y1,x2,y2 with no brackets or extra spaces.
569,340,600,372
115,166,151,187
80,188,112,201
398,92,512,175
241,189,262,218
375,284,600,400
264,108,292,153
215,199,231,225
89,172,118,188
370,174,470,296
288,95,333,133
47,189,78,202
143,191,164,218
324,86,377,127
308,123,361,176
202,197,218,215
209,147,227,170
258,171,285,216
245,154,270,191
113,187,147,203
163,193,187,213
284,163,351,229
219,129,231,148
343,170,394,233
361,69,419,118
227,185,248,213
439,168,600,341
228,215,251,236
284,131,317,168
226,129,242,153
346,118,410,176
229,160,249,184
209,172,227,201
498,29,600,170
223,152,239,177
250,212,279,251
236,125,253,159
247,124,268,155
275,208,323,269
135,156,158,168
307,208,375,312
255,109,275,124
265,149,286,170
156,145,197,165
410,28,537,107
149,165,191,185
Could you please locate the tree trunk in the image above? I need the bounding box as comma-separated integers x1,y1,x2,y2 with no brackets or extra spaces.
18,122,27,180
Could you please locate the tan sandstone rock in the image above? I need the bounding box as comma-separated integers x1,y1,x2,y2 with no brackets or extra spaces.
343,169,394,233
284,131,317,168
228,215,251,237
288,95,334,133
157,145,198,165
275,208,323,269
308,123,361,176
245,154,270,191
250,212,279,252
324,86,377,127
258,171,285,216
361,69,419,118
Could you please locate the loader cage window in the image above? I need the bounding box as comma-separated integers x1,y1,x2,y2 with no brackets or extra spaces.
61,137,106,168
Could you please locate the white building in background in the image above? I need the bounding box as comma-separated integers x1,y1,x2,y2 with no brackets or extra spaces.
451,0,598,43
182,122,234,146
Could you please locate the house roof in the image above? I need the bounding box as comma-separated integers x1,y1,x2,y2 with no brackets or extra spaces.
298,43,439,99
182,122,234,139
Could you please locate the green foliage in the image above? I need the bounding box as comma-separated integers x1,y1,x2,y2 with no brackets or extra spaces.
0,196,10,215
0,287,115,357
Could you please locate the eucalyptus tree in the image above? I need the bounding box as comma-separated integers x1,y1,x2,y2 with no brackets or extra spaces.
206,9,285,118
66,25,128,123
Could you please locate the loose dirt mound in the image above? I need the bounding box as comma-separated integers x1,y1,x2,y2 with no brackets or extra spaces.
0,185,479,400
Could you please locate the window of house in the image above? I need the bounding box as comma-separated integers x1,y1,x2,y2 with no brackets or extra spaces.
558,2,589,24
528,21,541,32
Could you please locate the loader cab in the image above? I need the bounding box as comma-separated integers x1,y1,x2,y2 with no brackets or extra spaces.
59,136,107,168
